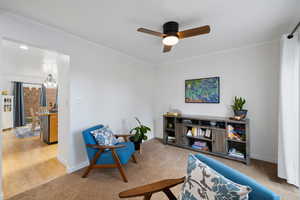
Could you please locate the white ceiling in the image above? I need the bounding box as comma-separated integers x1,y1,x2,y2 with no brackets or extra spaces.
0,0,299,64
2,39,59,77
3,39,58,59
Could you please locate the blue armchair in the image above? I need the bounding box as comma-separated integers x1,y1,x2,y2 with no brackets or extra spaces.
82,125,137,182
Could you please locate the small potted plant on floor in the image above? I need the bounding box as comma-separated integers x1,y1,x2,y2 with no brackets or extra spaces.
231,96,248,120
129,117,151,151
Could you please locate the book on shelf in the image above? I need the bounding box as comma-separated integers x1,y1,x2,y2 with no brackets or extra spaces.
199,128,205,137
228,153,244,159
186,127,211,138
192,141,209,151
205,129,211,138
228,148,245,159
193,141,207,147
192,127,197,136
192,145,209,151
167,136,176,143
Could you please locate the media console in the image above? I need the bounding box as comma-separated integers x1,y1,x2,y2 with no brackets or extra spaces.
163,114,250,164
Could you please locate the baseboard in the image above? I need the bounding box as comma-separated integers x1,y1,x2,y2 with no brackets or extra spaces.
250,153,277,164
154,137,163,141
57,154,89,174
57,155,68,167
66,160,89,174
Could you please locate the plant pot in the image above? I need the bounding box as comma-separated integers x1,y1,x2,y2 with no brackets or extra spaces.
234,109,248,119
129,136,142,151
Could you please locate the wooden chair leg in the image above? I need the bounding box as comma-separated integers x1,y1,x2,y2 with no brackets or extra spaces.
144,193,152,200
82,165,94,178
163,188,177,200
131,154,137,163
112,149,128,182
82,149,103,178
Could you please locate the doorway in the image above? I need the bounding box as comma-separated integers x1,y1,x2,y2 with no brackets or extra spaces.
0,39,70,199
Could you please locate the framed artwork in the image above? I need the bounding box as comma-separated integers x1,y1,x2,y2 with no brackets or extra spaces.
185,77,220,103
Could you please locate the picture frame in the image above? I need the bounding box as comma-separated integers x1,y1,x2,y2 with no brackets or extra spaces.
185,77,220,103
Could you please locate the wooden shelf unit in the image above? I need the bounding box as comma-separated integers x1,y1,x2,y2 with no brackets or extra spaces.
186,135,212,142
163,114,250,164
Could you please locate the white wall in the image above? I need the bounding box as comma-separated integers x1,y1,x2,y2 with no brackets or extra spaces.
0,11,155,177
68,41,155,168
0,42,46,94
0,39,62,95
154,41,280,163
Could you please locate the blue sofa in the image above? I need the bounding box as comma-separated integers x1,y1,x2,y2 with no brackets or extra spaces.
119,153,280,199
195,154,280,200
82,125,136,182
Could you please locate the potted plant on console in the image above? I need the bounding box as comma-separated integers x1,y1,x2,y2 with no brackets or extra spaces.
130,117,151,152
231,96,247,120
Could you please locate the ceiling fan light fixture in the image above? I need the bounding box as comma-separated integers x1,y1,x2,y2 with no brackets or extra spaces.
137,21,210,53
162,35,179,46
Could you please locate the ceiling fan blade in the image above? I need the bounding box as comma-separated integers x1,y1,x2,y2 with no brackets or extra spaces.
163,45,172,53
137,28,165,38
178,25,210,39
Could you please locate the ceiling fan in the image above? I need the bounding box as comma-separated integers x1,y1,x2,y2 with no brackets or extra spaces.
137,21,210,53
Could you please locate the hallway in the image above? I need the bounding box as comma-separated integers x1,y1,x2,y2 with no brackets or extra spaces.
2,130,66,199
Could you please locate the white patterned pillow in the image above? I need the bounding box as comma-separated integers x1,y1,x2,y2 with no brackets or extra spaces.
91,126,118,146
179,154,252,200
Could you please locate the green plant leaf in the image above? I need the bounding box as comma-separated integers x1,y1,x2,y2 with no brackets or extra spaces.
232,96,246,110
130,118,151,141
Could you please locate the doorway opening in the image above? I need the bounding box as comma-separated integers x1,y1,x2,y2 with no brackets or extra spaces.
0,39,70,199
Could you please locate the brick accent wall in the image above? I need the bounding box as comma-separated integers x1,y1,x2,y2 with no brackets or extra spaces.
23,87,57,123
23,87,41,123
46,88,57,109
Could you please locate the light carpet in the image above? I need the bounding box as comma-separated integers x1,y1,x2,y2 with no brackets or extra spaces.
8,139,300,200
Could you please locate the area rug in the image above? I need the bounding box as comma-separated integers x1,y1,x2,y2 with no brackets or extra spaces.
14,125,40,138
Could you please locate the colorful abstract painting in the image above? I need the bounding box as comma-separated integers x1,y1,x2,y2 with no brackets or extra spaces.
185,77,220,103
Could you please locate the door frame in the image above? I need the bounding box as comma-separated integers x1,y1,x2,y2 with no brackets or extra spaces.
0,37,71,200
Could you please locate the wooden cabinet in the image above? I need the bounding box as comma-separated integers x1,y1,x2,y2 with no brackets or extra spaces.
40,113,58,144
175,124,188,146
212,129,226,154
163,114,250,164
49,113,58,143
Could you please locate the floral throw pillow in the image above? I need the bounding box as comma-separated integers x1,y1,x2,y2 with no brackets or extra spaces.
179,154,252,200
91,126,118,146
